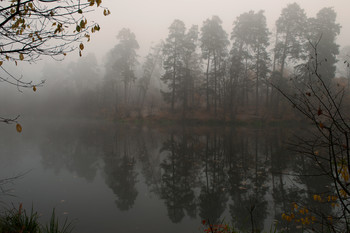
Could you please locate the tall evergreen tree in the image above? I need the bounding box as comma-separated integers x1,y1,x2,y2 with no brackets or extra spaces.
249,11,270,113
307,7,341,85
161,20,200,114
230,11,270,113
161,20,186,111
104,28,139,107
180,25,200,115
275,3,307,76
138,43,163,113
200,16,229,114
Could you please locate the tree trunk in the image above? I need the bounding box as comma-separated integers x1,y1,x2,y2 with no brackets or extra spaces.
280,30,290,76
214,51,217,116
171,44,177,112
206,53,210,111
255,46,260,115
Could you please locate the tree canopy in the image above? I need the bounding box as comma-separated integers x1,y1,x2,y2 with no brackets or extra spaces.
0,0,109,127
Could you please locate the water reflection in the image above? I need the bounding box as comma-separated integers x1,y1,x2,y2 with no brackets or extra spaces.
26,122,334,232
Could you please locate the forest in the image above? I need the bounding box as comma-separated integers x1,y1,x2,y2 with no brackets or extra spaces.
2,2,349,124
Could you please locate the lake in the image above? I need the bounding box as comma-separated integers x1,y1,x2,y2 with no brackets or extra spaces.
0,120,333,232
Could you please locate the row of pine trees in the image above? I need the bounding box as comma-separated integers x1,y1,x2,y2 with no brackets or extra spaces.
102,3,341,119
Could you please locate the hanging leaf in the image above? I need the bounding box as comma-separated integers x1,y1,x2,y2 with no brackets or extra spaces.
19,53,24,60
16,123,22,133
78,9,83,14
33,86,36,92
76,25,81,32
0,61,3,66
80,19,86,29
79,43,84,50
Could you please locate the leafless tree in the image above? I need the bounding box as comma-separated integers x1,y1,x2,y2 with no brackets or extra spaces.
273,39,350,232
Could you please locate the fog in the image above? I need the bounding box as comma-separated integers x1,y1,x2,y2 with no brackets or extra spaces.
85,0,350,59
3,1,350,232
1,0,350,121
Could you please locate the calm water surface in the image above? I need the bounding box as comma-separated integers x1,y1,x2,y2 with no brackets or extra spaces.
0,120,331,232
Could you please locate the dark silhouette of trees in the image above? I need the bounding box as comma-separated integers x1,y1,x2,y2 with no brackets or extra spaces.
200,16,229,115
306,7,340,85
103,28,139,117
161,20,201,114
159,132,198,222
161,20,186,112
274,40,350,231
138,43,163,115
230,11,270,114
274,3,307,76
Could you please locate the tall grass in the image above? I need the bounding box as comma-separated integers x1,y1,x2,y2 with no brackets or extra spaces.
0,204,73,233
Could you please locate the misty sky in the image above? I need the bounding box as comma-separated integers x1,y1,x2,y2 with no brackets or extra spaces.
6,0,350,85
88,0,350,59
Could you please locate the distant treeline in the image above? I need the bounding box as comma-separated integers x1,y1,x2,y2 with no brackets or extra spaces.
7,3,350,122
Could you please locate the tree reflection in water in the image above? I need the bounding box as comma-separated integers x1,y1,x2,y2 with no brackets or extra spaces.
38,122,336,232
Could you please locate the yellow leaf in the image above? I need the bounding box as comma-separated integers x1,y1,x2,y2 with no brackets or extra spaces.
293,202,298,210
33,86,36,92
79,50,82,57
281,213,286,220
79,43,84,50
16,123,22,133
96,0,101,7
19,53,24,60
0,61,3,66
